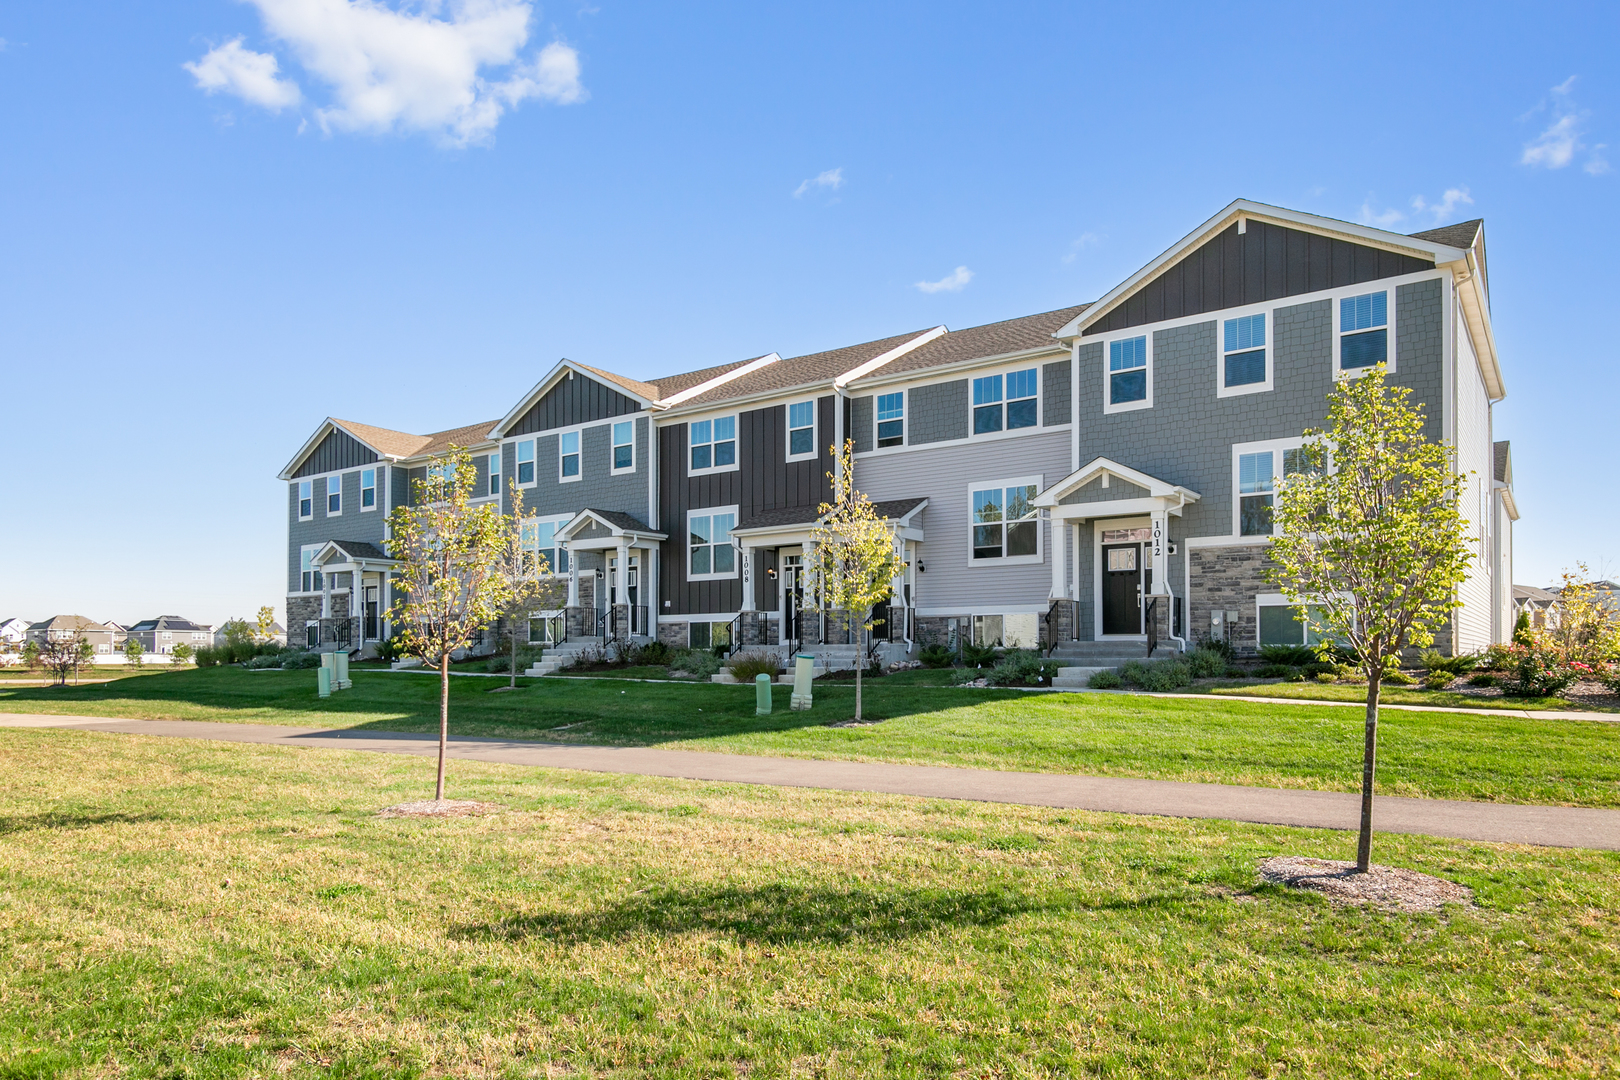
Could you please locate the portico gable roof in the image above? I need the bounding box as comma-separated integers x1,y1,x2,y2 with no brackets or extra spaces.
555,508,667,545
1034,458,1201,516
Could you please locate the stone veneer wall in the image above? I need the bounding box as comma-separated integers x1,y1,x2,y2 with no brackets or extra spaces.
658,621,688,648
286,596,321,645
1188,544,1270,653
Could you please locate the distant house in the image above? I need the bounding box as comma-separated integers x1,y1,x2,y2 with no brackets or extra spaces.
26,616,122,655
0,618,28,645
213,620,286,647
1512,585,1560,631
125,616,214,655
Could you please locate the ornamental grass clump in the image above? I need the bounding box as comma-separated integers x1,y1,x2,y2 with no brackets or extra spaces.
984,650,1059,687
726,651,781,682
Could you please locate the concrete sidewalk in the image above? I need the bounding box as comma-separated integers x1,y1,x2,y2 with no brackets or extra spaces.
4,713,1617,852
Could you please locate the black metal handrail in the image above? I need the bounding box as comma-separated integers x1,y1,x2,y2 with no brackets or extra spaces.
1145,598,1159,658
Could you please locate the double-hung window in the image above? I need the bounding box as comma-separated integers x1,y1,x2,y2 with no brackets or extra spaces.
299,545,323,593
787,401,816,459
1338,290,1389,372
1005,369,1038,428
970,370,1036,435
1107,335,1150,410
361,468,376,509
327,476,343,515
519,516,570,576
876,392,904,447
559,431,580,481
972,375,1003,433
688,507,738,578
970,480,1040,561
297,481,312,520
1221,313,1269,393
689,417,736,472
1238,452,1275,536
486,455,500,498
612,421,634,473
516,439,535,485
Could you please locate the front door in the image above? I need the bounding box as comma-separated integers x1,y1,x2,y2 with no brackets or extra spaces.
1101,544,1143,635
782,553,805,643
362,586,379,641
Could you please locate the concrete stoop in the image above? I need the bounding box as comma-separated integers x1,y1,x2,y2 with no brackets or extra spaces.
523,636,605,677
1047,641,1177,689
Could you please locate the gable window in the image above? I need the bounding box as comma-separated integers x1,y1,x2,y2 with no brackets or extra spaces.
361,468,376,509
327,476,343,515
516,439,535,486
970,479,1040,562
299,545,323,593
1107,335,1150,411
1221,313,1269,394
787,401,816,459
689,417,737,473
612,421,635,473
297,481,312,520
1338,290,1389,371
486,455,500,498
519,517,571,575
688,507,738,579
876,392,904,447
559,431,581,481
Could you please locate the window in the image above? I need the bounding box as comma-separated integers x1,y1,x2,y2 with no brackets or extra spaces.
1107,335,1150,410
361,468,377,509
970,480,1040,561
516,440,535,486
299,545,323,593
519,517,570,575
688,621,732,651
485,455,500,498
970,370,1035,435
559,431,580,481
972,375,1002,433
1006,369,1038,429
297,481,312,520
1238,452,1275,536
876,392,904,447
327,476,343,515
787,401,816,459
689,417,737,472
612,421,635,473
1257,598,1336,647
1339,290,1389,372
1221,313,1269,393
688,507,738,578
528,614,564,645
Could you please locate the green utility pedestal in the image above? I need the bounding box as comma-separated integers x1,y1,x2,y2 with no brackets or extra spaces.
755,673,773,716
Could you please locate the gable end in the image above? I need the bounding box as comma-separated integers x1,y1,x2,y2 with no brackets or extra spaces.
293,427,379,478
509,372,642,436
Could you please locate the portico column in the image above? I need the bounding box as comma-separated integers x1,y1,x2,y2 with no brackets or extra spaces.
567,556,580,607
616,538,631,607
1150,509,1170,595
381,569,392,640
321,564,332,619
738,543,755,612
1050,514,1067,599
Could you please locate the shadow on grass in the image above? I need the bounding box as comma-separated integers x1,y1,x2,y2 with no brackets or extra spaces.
453,882,1047,945
0,810,162,836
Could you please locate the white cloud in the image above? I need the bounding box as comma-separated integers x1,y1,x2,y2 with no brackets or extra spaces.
184,37,302,111
1585,145,1610,175
793,167,843,198
1410,187,1473,224
1060,232,1099,265
915,266,973,294
186,0,586,146
1357,197,1406,229
1520,76,1607,174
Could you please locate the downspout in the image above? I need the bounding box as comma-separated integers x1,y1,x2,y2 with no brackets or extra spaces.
1166,492,1187,653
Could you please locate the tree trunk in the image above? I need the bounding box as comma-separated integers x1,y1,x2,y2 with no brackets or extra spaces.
510,623,518,689
436,651,450,801
854,617,863,722
1356,671,1382,873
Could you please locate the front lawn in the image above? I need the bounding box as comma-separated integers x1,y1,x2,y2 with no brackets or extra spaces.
0,728,1615,1077
3,667,1618,807
1204,678,1611,712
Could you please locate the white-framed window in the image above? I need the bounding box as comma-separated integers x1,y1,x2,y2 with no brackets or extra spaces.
689,416,737,474
688,620,733,651
518,516,571,576
1219,312,1271,397
559,430,581,482
486,455,500,498
327,475,343,516
297,481,312,521
688,505,738,579
299,544,324,593
1255,594,1338,647
1232,438,1321,537
971,369,1038,435
968,477,1042,564
361,468,377,510
515,439,536,486
876,391,904,447
1336,289,1393,375
1105,334,1151,413
787,401,817,460
611,420,635,474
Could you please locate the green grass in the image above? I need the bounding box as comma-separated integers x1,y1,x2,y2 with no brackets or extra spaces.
0,728,1615,1078
1201,678,1607,712
3,667,1618,808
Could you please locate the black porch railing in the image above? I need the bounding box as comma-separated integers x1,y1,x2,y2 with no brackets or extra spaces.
316,617,360,650
608,605,649,643
1043,599,1078,656
1145,598,1159,658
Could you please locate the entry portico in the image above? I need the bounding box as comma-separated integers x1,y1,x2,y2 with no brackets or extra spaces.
308,540,399,655
556,508,667,640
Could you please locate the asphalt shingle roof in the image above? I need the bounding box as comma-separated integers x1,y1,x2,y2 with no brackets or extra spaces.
28,615,114,633
1408,219,1483,251
865,306,1090,380
1493,440,1511,484
578,508,653,533
646,357,766,398
678,330,938,408
126,615,209,633
327,540,392,560
735,498,927,533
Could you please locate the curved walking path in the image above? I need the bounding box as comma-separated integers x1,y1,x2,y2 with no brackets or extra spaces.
4,713,1617,851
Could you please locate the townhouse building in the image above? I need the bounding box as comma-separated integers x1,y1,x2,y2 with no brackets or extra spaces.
277,200,1516,659
125,615,213,655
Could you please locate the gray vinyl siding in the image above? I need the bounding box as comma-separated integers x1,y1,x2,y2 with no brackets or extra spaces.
504,415,651,522
292,428,378,479
1085,220,1434,336
285,471,389,593
854,430,1071,614
1042,359,1071,426
509,372,641,436
850,395,873,453
908,380,968,445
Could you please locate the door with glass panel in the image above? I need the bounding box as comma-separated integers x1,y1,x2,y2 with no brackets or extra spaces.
1100,526,1153,635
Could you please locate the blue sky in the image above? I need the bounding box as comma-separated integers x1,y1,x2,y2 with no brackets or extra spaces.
1,1,1614,627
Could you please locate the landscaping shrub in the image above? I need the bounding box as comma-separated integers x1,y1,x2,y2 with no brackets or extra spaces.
1222,665,1247,679
1467,672,1498,688
192,645,223,668
669,648,722,678
1184,647,1227,679
1192,635,1235,662
918,644,956,669
1314,672,1337,684
1382,669,1415,685
1420,649,1480,676
374,637,406,663
726,651,781,681
487,648,544,674
627,640,672,667
1497,641,1579,697
1602,665,1620,693
1120,659,1192,691
1423,670,1455,691
243,654,283,670
279,651,322,670
1258,644,1318,666
984,650,1059,688
1301,660,1337,677
960,641,1000,668
1087,669,1122,689
1252,663,1295,679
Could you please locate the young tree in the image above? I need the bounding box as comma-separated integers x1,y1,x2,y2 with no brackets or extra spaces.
1266,366,1474,873
256,605,278,642
123,635,145,670
494,483,554,689
171,642,194,666
1546,564,1620,665
809,440,905,722
21,640,39,673
386,448,513,800
38,633,88,687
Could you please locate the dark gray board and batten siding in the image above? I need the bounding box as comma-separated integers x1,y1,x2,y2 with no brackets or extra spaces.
293,428,380,478
508,372,642,436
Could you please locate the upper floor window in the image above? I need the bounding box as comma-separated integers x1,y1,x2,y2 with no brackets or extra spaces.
1221,313,1269,394
361,468,377,510
971,369,1038,435
299,545,323,592
787,401,816,460
1107,336,1150,411
970,480,1040,561
297,481,312,520
327,476,343,515
612,421,635,473
1236,444,1320,536
877,392,904,448
519,516,571,575
516,439,535,486
688,507,738,578
486,455,500,498
690,417,737,473
1338,290,1389,372
560,431,581,481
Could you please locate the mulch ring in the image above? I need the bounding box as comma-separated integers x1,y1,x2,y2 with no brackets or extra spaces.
1258,856,1474,914
376,800,504,819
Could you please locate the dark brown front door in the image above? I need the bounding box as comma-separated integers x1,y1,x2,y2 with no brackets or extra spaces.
1102,544,1142,635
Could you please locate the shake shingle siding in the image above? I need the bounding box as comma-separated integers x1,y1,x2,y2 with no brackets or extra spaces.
1042,359,1072,426
850,396,873,453
285,474,389,593
908,380,969,445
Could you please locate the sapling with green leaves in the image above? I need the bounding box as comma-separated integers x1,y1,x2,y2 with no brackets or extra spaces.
495,483,554,689
123,635,145,670
1265,366,1474,872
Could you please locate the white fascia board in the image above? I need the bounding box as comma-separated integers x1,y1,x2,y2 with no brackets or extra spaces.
833,326,947,388
1033,456,1203,506
655,354,782,409
555,508,667,543
488,360,659,439
277,418,400,481
1453,248,1506,401
1053,199,1470,341
845,341,1069,392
